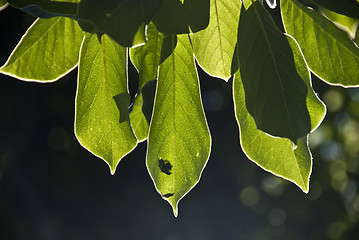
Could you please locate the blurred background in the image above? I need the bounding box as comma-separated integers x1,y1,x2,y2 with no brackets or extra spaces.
0,4,359,240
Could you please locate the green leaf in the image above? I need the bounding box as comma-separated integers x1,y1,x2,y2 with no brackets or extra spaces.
190,0,241,81
320,7,358,39
281,0,359,87
77,0,163,47
233,73,312,192
146,35,211,216
75,33,137,174
7,0,78,18
129,80,157,141
286,35,327,132
0,0,8,11
0,17,83,82
232,22,326,192
129,23,164,141
236,1,311,143
242,0,262,10
309,0,359,19
130,23,163,88
152,0,210,35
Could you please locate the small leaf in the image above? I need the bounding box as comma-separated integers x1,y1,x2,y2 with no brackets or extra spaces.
146,35,211,216
130,23,163,88
190,0,241,81
129,23,163,141
0,0,8,11
77,0,163,47
152,0,210,35
0,17,83,82
309,0,359,19
237,1,311,143
129,80,157,142
281,0,359,87
75,33,137,174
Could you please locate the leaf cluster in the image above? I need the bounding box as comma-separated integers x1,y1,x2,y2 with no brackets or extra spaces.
1,0,358,216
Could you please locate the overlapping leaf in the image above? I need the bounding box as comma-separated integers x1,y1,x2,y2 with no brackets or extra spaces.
0,0,8,11
281,0,359,87
190,0,241,81
236,1,311,143
75,33,137,174
152,0,210,35
77,0,163,47
146,35,211,216
7,0,78,18
233,34,326,192
309,0,359,19
129,23,164,141
0,17,83,81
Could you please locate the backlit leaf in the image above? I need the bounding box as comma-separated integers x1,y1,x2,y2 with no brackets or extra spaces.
232,27,326,192
233,73,312,192
75,33,137,174
309,0,359,19
281,0,359,87
190,0,241,81
129,23,163,141
152,0,210,35
77,0,163,47
236,1,311,143
7,0,78,18
0,0,8,11
0,17,83,82
146,35,211,216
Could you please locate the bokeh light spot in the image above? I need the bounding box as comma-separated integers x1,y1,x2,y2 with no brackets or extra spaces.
267,208,286,227
320,140,343,161
327,221,345,239
239,186,260,208
203,90,223,112
261,176,283,197
323,90,344,112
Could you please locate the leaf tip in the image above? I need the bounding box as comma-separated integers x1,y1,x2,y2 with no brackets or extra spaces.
171,204,178,218
109,165,117,175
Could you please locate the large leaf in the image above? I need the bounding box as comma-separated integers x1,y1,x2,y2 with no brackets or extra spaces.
77,0,163,47
236,1,311,143
75,33,137,174
190,0,241,81
232,34,326,191
233,73,312,193
7,0,78,18
0,17,83,82
309,0,359,19
146,35,211,216
129,23,164,142
152,0,210,35
281,0,359,87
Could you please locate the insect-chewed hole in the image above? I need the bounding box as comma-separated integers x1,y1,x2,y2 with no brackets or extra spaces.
162,193,174,198
158,158,173,175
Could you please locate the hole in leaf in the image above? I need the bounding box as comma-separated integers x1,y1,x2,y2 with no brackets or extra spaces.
158,158,173,175
162,193,174,198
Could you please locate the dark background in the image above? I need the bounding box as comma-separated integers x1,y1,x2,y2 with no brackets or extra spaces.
1,4,359,240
